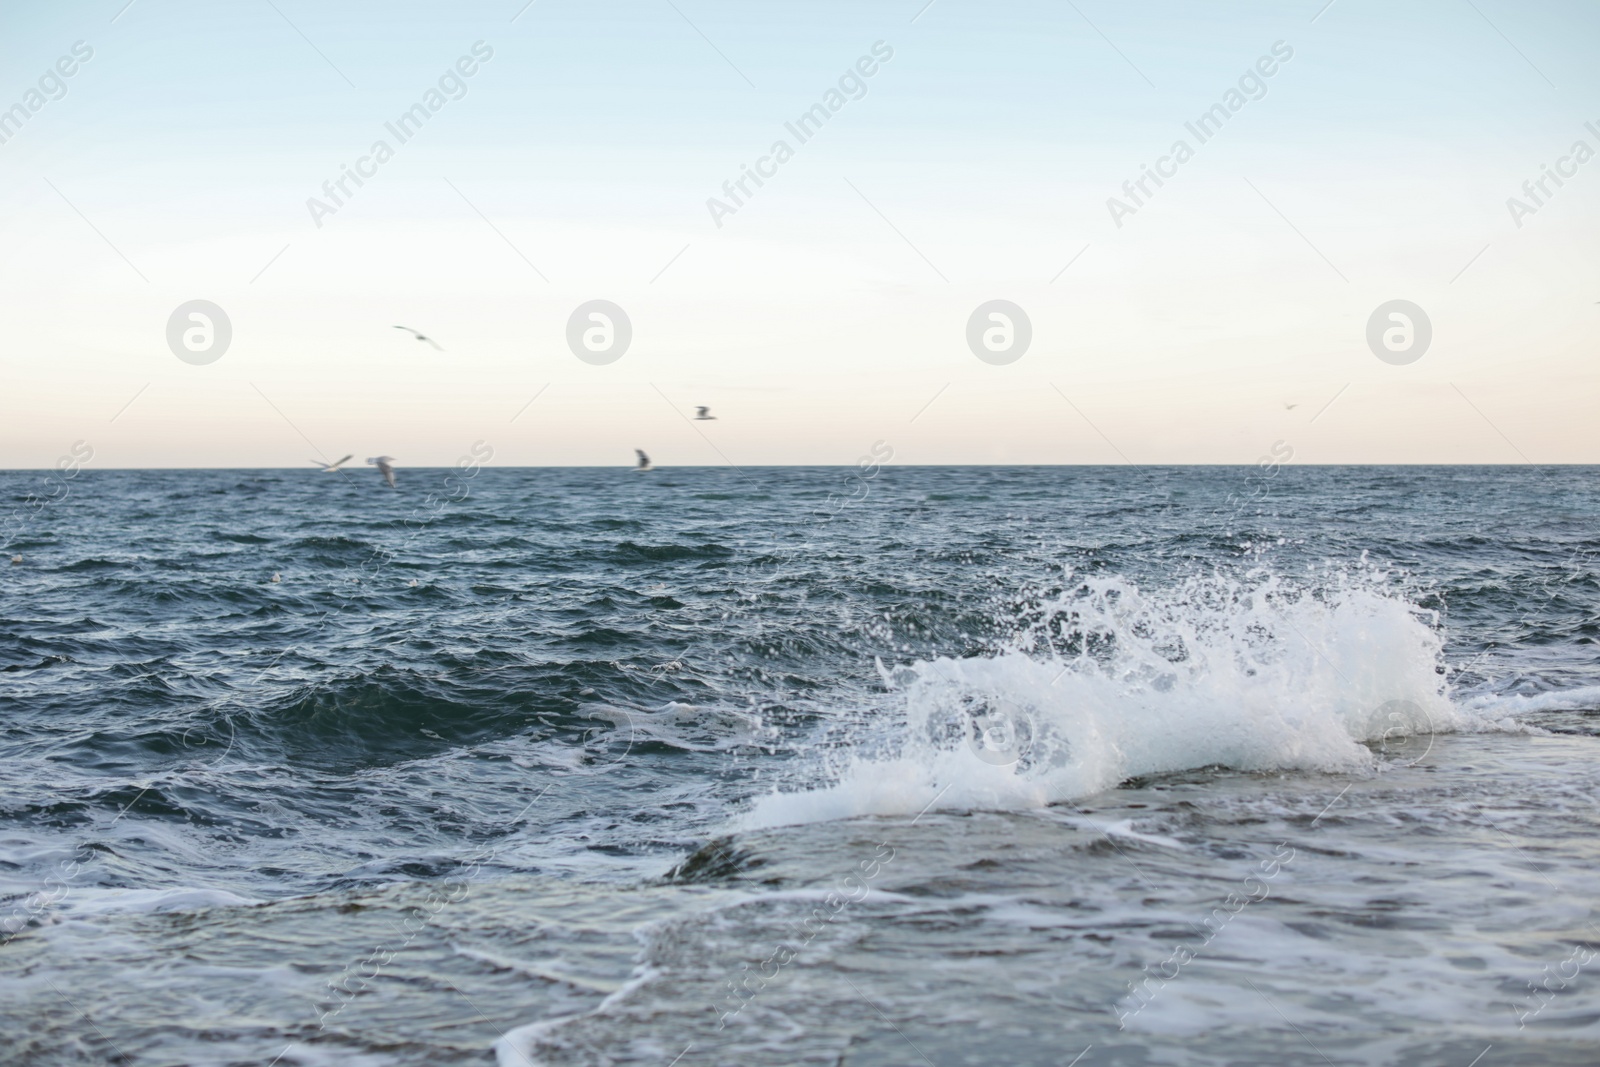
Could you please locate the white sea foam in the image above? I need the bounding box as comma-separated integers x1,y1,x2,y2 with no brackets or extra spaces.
51,886,262,916
744,569,1518,830
1464,684,1600,716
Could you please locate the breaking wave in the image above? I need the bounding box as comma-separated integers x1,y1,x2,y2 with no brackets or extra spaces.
744,568,1519,828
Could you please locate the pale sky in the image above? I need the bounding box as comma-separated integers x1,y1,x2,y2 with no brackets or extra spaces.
2,0,1597,467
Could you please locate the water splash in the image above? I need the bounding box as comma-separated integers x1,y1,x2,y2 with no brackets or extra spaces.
744,567,1500,829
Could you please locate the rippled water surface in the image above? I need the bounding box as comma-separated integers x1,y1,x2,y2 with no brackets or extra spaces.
2,466,1597,1066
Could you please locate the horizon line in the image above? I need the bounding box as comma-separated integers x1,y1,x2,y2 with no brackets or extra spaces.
3,462,1595,472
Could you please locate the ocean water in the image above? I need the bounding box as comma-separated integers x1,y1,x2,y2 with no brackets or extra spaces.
1,464,1596,1067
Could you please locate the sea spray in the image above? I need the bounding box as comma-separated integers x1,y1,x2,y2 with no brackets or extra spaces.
743,566,1473,829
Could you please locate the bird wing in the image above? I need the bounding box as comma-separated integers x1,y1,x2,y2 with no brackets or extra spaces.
331,454,353,467
695,407,708,416
310,459,329,467
424,336,443,351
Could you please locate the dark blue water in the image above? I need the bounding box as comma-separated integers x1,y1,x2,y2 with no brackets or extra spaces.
2,466,1597,1066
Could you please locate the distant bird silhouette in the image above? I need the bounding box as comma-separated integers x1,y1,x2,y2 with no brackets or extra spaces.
392,325,443,351
310,454,353,472
1283,403,1299,410
367,456,397,488
634,449,653,472
270,572,281,583
694,406,717,420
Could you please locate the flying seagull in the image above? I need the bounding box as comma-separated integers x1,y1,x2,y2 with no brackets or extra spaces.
310,454,353,472
392,325,443,351
634,449,652,472
367,456,397,488
694,406,717,420
1283,403,1299,410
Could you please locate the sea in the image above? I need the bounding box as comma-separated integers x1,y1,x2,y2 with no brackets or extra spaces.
1,465,1596,1066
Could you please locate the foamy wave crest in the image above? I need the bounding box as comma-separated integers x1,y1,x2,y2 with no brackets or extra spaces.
1463,684,1600,716
744,569,1502,829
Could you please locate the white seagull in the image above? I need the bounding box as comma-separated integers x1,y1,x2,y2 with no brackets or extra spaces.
392,325,443,351
694,406,716,420
310,454,353,473
634,449,653,472
367,456,397,488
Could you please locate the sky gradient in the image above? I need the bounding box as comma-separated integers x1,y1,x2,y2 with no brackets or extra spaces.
2,0,1598,467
